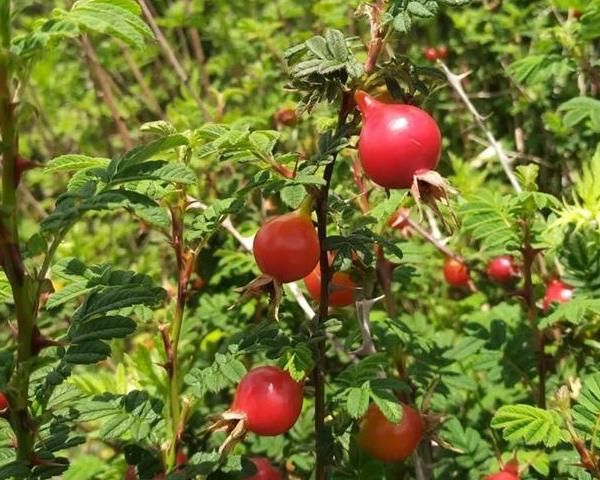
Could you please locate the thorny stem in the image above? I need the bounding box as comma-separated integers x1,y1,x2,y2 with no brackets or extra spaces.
520,221,545,408
314,90,355,480
0,0,36,462
164,197,195,470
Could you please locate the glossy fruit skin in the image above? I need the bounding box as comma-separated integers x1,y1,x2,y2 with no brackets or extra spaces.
245,458,282,480
424,47,438,62
443,258,470,287
484,472,519,480
388,208,410,229
253,211,319,283
487,256,519,283
485,461,519,480
543,279,573,310
232,366,303,436
358,403,424,462
355,91,442,190
303,265,356,307
0,393,8,414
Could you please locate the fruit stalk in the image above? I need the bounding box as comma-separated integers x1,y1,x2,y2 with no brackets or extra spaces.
0,0,36,462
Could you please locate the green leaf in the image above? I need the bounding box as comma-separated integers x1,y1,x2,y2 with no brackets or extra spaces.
393,11,412,33
46,281,100,309
371,391,402,423
305,36,329,60
558,97,600,132
280,184,306,209
68,316,136,343
491,404,562,447
539,297,600,328
110,161,196,185
325,29,348,61
45,154,110,173
573,373,600,448
65,340,111,364
407,1,435,17
346,385,370,419
67,0,153,49
74,286,165,321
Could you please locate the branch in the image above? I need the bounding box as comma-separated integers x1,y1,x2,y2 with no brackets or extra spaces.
138,0,210,120
80,36,133,149
439,62,522,193
120,44,164,117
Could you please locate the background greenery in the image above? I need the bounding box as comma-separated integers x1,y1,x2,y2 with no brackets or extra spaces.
1,0,600,479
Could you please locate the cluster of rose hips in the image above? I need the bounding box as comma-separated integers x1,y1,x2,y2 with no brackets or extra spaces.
423,45,449,62
440,253,573,309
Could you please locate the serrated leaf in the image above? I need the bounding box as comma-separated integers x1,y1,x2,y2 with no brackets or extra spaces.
280,184,306,209
325,29,348,61
491,404,562,447
67,0,152,49
68,316,136,342
305,36,329,60
65,340,111,364
407,1,435,17
393,11,412,33
346,386,370,419
45,155,110,173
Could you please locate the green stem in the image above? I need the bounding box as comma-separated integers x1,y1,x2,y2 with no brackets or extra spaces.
0,0,36,463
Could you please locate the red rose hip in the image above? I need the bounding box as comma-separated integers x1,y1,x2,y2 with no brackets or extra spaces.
358,403,424,462
303,264,356,307
543,279,573,310
0,393,8,414
443,257,470,287
253,209,319,283
355,91,442,190
231,366,303,436
424,47,438,62
487,256,519,283
485,460,520,480
245,457,281,480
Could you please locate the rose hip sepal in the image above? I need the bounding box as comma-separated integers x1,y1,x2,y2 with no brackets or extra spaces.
208,366,304,454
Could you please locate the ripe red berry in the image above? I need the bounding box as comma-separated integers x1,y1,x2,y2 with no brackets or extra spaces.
443,258,470,287
231,366,304,436
253,210,319,283
0,393,8,414
436,45,449,60
543,279,573,310
485,460,520,480
355,90,442,190
424,47,438,62
303,264,356,308
245,457,281,480
487,256,519,283
358,403,424,462
388,208,411,230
